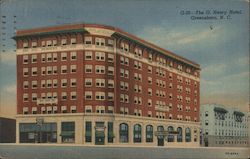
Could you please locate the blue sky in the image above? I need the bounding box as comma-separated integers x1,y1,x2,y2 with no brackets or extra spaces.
0,0,249,117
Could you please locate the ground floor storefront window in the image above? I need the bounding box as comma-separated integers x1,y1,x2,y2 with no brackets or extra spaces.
19,123,57,143
61,122,75,143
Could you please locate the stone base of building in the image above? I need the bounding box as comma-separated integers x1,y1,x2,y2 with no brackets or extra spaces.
16,113,200,147
202,135,249,147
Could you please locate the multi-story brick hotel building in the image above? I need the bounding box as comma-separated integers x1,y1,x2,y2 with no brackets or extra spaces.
14,23,200,147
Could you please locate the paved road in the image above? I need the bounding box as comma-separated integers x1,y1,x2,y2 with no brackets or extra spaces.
0,144,249,159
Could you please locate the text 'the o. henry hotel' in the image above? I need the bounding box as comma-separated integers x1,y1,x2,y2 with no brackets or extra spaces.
14,23,201,147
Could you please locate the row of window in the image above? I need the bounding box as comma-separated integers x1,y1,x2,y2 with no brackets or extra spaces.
22,37,114,48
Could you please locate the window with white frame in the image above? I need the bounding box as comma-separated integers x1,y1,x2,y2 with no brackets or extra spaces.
53,39,57,46
95,65,105,74
47,53,52,62
95,52,105,61
41,80,46,88
70,52,77,60
53,66,57,74
85,105,92,113
85,91,92,100
85,78,92,87
46,40,52,47
124,70,129,78
85,36,92,44
23,42,28,48
85,65,92,73
53,92,57,99
31,81,37,89
108,79,114,88
96,79,105,87
108,54,114,63
96,106,105,114
95,37,105,46
53,79,58,88
85,51,92,60
71,91,77,100
107,39,114,47
47,66,52,75
31,67,37,76
108,92,114,101
23,93,28,102
61,79,67,87
23,81,29,89
61,65,67,74
23,55,28,64
70,79,76,87
41,41,46,47
70,65,77,73
23,68,28,76
53,53,57,61
120,56,124,65
61,38,67,45
71,38,76,44
41,54,46,62
61,92,67,100
47,79,52,88
31,41,37,48
61,52,67,61
124,57,129,65
32,93,37,102
148,88,152,96
95,92,105,100
148,99,152,107
31,54,37,63
148,53,153,61
108,66,114,75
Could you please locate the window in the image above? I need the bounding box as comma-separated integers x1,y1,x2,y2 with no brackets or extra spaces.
85,91,92,100
61,65,67,74
177,127,183,142
23,55,28,64
41,54,46,62
85,105,92,113
119,123,128,143
53,53,57,61
96,79,105,87
95,37,105,46
96,106,105,113
167,126,174,142
70,65,77,73
61,122,75,143
46,40,52,47
47,66,52,75
71,38,76,44
70,52,77,60
146,125,153,142
108,54,114,63
41,41,46,47
70,106,77,113
108,80,114,88
31,93,37,102
53,79,57,88
95,65,105,74
23,81,29,89
61,79,67,88
108,66,114,75
85,78,92,87
71,91,77,100
61,92,67,100
95,92,105,100
31,41,37,48
148,66,152,73
61,39,67,45
95,52,105,61
107,39,114,47
31,81,37,89
85,121,92,142
108,122,114,143
85,51,92,60
31,55,37,63
23,42,28,48
133,124,142,143
185,128,191,142
41,80,46,88
85,37,92,44
31,67,37,76
85,65,92,73
53,66,57,74
61,52,67,61
70,79,76,87
23,93,28,102
53,39,57,46
108,92,114,101
47,53,52,62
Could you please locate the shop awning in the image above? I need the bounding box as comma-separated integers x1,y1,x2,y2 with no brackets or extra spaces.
60,131,74,137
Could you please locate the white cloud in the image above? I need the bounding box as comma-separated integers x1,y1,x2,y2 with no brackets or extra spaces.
3,83,16,95
202,63,227,76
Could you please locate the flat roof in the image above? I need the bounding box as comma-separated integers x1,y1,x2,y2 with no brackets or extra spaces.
14,23,200,69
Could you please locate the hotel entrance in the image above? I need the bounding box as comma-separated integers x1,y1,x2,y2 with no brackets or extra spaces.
95,122,105,145
156,126,165,146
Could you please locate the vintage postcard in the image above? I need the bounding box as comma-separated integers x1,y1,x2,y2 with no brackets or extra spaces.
0,0,249,159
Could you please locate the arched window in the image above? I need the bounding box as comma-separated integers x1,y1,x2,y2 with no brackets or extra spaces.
177,127,182,142
167,126,174,142
133,124,141,143
146,125,153,142
157,126,164,139
119,123,128,143
185,127,191,142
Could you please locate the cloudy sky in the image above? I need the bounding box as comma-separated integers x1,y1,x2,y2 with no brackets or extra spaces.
0,0,249,118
